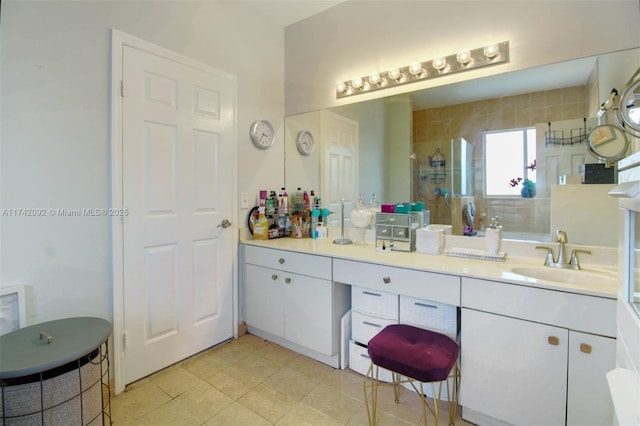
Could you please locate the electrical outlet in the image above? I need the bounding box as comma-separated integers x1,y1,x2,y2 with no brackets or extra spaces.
240,192,249,209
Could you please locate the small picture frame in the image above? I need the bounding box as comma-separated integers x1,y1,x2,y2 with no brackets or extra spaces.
1,285,27,335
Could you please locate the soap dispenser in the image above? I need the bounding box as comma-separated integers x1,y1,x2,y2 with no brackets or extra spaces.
485,217,501,255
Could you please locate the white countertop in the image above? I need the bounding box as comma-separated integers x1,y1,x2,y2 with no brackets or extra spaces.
241,237,618,299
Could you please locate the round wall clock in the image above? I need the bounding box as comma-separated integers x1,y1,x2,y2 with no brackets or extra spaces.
296,130,315,155
250,120,275,149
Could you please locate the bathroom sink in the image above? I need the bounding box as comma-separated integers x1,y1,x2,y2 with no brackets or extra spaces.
510,266,616,286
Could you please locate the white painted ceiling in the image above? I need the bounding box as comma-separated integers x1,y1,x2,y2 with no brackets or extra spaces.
250,0,344,28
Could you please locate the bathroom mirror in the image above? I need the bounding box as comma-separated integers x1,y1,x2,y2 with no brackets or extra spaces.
285,48,640,246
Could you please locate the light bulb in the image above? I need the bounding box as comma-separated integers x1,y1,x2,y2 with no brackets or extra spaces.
336,81,347,93
432,57,447,71
369,73,381,85
456,49,472,65
484,44,499,59
408,63,424,76
351,77,364,89
388,68,401,81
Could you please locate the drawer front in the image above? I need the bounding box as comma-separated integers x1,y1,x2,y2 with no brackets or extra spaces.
352,286,399,318
349,340,394,382
245,245,331,279
461,277,616,337
400,295,458,340
352,310,398,344
334,259,460,306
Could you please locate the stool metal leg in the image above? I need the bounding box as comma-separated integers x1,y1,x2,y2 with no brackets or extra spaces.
363,362,380,426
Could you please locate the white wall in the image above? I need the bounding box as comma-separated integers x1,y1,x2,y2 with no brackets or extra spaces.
1,1,286,324
285,1,640,115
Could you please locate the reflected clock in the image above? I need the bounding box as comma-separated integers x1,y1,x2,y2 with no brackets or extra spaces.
296,130,315,155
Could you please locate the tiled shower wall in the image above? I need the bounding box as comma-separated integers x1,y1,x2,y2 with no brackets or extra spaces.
412,85,589,236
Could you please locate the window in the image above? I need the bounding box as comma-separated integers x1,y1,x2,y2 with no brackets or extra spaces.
484,128,536,196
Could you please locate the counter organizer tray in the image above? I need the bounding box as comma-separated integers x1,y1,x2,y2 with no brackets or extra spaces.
445,247,507,262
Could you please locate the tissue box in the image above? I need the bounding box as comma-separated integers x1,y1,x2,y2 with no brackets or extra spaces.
416,227,444,254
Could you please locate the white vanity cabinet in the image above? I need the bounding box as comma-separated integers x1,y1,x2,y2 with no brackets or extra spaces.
460,277,616,426
243,245,349,367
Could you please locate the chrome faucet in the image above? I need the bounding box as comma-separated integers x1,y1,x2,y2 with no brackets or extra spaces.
536,230,591,270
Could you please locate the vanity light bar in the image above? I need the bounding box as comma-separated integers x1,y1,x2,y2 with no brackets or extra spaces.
336,41,509,99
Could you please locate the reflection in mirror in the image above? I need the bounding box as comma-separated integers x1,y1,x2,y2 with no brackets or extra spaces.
588,124,629,165
285,48,640,247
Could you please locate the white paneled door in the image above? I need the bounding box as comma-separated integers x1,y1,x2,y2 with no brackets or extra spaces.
120,43,235,385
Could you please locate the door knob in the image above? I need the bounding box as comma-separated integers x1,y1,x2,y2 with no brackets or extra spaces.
217,219,232,228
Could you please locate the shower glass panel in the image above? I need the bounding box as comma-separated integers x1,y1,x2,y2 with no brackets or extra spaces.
450,137,473,196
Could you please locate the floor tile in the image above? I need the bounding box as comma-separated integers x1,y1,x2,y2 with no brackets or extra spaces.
110,379,171,424
205,365,261,400
302,383,363,424
235,352,282,381
276,402,342,426
150,364,204,398
237,383,298,423
173,382,234,423
263,367,321,401
205,402,272,426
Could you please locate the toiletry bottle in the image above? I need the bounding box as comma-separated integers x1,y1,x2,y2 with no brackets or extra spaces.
266,191,276,216
279,188,288,214
278,212,285,237
485,217,501,255
303,190,310,211
295,187,303,213
310,190,317,209
253,207,269,240
284,212,292,236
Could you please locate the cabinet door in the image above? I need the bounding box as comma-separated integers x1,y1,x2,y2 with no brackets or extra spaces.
460,309,568,426
284,273,333,355
567,331,616,426
245,264,284,338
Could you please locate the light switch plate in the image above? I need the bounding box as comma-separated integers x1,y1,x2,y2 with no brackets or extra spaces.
240,192,249,209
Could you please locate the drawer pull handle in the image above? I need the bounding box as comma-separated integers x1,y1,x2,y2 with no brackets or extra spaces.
362,291,382,297
362,321,382,328
415,302,437,309
278,258,285,264
580,343,592,354
271,274,278,280
382,276,391,284
548,336,560,346
285,277,291,284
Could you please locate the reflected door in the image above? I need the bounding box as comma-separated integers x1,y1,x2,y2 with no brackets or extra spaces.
321,110,359,217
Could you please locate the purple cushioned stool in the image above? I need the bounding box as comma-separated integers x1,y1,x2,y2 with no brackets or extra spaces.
363,324,460,426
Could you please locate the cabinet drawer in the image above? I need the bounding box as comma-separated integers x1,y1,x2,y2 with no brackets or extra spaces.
461,277,616,337
400,295,458,340
334,259,460,305
352,286,398,318
349,340,393,382
352,310,398,345
245,245,331,280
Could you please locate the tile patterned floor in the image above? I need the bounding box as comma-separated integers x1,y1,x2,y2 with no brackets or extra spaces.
109,334,472,425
